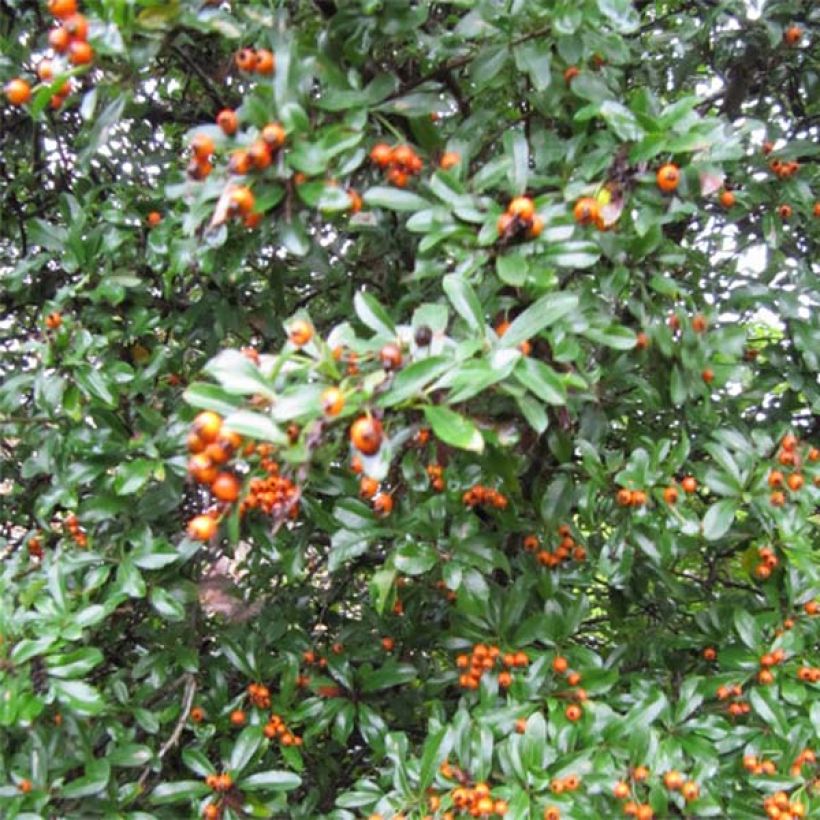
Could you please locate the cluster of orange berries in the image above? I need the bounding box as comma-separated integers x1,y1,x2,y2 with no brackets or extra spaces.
551,655,586,720
769,158,800,180
497,196,543,241
27,533,43,560
462,484,508,510
788,748,816,781
661,475,698,504
247,682,271,709
524,525,587,568
240,467,300,521
549,772,582,795
262,712,302,746
763,790,807,820
797,664,820,683
455,643,528,690
439,766,508,817
234,46,275,75
612,765,653,819
357,475,393,517
615,487,647,507
742,753,777,776
3,0,92,110
573,197,606,230
369,143,424,188
185,411,245,540
426,464,446,493
204,772,233,792
768,432,817,506
64,513,87,548
662,770,700,802
716,682,751,716
753,546,779,580
756,648,786,685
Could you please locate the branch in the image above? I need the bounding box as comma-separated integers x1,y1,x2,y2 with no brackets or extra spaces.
137,673,197,792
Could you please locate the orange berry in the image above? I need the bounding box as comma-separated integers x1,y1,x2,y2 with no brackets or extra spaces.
321,386,345,416
636,331,650,350
563,65,580,83
630,490,647,506
656,163,680,193
614,782,630,799
552,655,568,674
778,204,792,219
719,190,735,208
567,671,581,686
701,368,714,384
229,186,255,216
217,109,238,135
211,472,240,503
255,49,275,75
783,25,802,46
565,704,582,721
439,151,460,170
616,488,633,506
498,670,512,688
248,140,272,170
147,211,162,227
188,514,217,541
681,781,699,802
703,647,716,661
350,415,383,455
4,78,31,106
193,411,222,443
68,40,93,65
573,197,600,226
372,492,393,517
663,486,678,504
18,778,33,793
48,26,71,52
508,196,535,221
287,318,313,347
769,491,785,507
64,12,88,40
691,314,708,333
681,476,697,493
663,770,684,791
632,766,649,781
787,473,803,491
379,343,403,371
48,0,76,18
261,122,286,149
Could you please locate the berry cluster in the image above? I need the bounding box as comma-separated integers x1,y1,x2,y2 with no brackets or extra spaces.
234,47,275,75
64,513,87,548
716,682,750,716
768,432,816,506
369,143,424,188
262,713,302,746
763,789,808,819
742,754,776,776
753,546,780,580
462,485,509,510
525,525,587,569
426,463,446,493
497,196,543,240
455,643,528,690
439,765,508,817
247,682,271,709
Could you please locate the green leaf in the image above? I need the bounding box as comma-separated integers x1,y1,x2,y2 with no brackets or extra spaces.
230,726,263,774
393,541,438,575
504,129,529,193
600,100,645,140
114,459,154,496
598,0,640,33
241,770,302,791
182,383,242,417
149,780,211,805
379,357,451,407
363,186,431,212
499,292,578,348
108,744,153,767
702,499,737,541
442,274,484,332
149,587,186,622
52,679,106,716
354,291,396,337
423,405,484,453
733,610,760,650
204,350,275,399
419,727,453,790
514,41,551,91
360,661,418,693
516,358,567,405
46,648,104,679
61,760,110,799
223,410,287,444
749,687,788,736
583,325,637,350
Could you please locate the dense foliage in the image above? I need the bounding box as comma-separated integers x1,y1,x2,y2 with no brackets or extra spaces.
1,0,818,818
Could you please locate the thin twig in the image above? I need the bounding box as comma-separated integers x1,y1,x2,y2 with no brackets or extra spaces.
137,673,197,792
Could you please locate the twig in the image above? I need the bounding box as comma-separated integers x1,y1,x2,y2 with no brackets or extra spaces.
137,673,197,792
